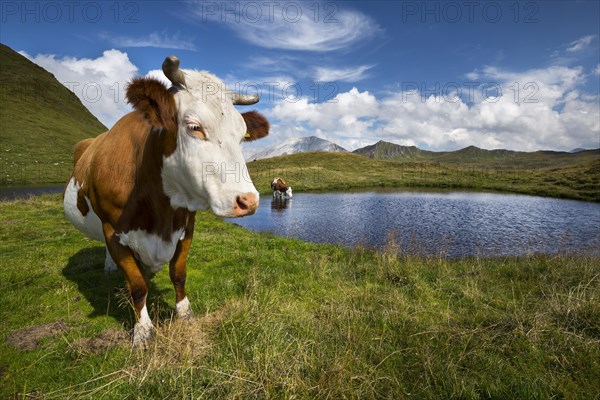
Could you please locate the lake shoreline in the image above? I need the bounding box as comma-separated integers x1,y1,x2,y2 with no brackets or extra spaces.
1,181,598,203
0,184,65,201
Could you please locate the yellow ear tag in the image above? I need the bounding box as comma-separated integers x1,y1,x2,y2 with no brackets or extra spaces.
245,132,251,138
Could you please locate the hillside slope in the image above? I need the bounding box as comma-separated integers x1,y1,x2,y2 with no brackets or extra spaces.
353,140,435,160
0,43,106,185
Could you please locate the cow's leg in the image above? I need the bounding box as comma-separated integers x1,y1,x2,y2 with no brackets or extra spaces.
104,246,117,274
169,213,196,320
103,223,154,347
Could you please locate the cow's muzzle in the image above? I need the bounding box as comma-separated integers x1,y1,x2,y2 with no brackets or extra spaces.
232,192,259,217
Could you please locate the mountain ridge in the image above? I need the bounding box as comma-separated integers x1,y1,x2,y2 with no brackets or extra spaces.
250,136,599,170
248,135,347,160
352,140,599,168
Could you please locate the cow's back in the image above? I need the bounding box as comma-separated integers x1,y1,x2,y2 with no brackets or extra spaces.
64,112,156,241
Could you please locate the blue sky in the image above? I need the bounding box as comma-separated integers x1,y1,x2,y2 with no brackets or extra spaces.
2,1,599,154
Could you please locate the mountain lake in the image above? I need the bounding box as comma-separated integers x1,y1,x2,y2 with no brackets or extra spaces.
226,190,600,258
3,186,598,258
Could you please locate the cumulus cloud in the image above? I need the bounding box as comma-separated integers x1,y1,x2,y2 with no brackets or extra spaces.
19,49,138,127
19,47,599,154
192,1,381,52
266,65,599,152
313,64,375,82
145,69,171,86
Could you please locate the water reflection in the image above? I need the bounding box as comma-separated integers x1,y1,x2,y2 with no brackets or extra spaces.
271,197,292,212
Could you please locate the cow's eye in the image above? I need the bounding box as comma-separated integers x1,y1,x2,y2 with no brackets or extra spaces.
187,124,207,139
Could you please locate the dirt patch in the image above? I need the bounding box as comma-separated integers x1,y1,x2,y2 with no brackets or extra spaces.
70,328,129,354
6,320,69,351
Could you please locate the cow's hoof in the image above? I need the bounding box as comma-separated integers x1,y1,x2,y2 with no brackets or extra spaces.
132,322,154,348
176,297,193,320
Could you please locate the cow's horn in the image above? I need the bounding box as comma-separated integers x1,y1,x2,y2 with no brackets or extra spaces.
230,93,260,105
162,55,186,87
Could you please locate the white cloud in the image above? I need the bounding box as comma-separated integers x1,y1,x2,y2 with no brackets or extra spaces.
263,65,599,152
20,49,138,127
192,1,381,52
99,31,196,51
145,69,171,86
566,35,596,52
465,71,479,80
594,64,600,75
313,64,375,82
222,73,298,102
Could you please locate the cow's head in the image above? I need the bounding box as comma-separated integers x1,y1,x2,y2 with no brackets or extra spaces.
126,56,269,217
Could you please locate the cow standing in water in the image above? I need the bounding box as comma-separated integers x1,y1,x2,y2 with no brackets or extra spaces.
271,177,293,199
63,56,270,346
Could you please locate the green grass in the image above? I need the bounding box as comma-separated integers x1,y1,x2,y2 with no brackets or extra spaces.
0,43,106,185
1,194,599,399
248,152,600,202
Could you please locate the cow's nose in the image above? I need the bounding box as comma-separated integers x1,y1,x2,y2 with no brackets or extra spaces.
232,192,259,217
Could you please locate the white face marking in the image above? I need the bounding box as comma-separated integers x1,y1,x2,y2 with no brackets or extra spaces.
63,177,104,242
161,70,259,214
116,228,184,272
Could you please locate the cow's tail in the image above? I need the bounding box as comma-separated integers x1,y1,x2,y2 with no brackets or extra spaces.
73,137,96,167
63,137,97,198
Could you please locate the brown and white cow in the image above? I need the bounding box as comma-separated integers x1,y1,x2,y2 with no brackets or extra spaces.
63,56,269,346
271,177,293,198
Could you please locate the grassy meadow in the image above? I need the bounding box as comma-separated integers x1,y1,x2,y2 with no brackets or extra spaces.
1,194,599,399
248,152,600,202
1,39,598,399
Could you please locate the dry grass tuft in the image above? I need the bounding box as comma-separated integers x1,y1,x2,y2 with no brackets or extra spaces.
126,306,229,384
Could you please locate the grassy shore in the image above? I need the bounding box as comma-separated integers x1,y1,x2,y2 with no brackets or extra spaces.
3,151,599,203
248,152,600,202
1,194,599,399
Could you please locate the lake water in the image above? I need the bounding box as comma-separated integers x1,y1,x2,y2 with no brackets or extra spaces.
0,185,64,201
227,191,600,257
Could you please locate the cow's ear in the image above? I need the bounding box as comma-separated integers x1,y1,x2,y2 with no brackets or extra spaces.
126,77,177,131
242,111,269,141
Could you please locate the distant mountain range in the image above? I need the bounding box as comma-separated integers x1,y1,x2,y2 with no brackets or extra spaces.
248,136,347,160
249,137,599,168
352,140,599,167
353,141,522,163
